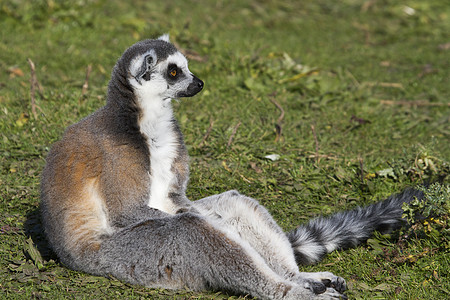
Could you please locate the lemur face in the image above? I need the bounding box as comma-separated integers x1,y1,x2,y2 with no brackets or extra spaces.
127,37,203,101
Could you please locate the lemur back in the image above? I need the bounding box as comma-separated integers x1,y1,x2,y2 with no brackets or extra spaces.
41,36,423,299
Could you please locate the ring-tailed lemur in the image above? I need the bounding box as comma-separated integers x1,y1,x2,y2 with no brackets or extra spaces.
40,35,423,300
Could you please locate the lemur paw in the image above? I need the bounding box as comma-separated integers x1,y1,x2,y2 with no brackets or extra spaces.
283,285,346,300
296,271,347,299
303,281,346,298
315,288,348,300
321,276,347,294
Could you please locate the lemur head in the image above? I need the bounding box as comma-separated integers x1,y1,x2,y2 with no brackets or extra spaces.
111,34,203,103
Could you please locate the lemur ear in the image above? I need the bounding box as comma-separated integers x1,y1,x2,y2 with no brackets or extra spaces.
144,50,157,68
157,34,170,43
129,49,158,84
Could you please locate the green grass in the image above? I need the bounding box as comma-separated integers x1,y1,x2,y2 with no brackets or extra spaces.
1,0,449,299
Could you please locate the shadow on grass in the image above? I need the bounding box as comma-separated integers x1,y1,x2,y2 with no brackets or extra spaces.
24,207,57,263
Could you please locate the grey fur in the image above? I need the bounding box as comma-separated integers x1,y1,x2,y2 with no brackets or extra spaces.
288,189,424,265
40,36,422,299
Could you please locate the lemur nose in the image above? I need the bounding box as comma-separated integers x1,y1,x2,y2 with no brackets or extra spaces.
178,76,204,98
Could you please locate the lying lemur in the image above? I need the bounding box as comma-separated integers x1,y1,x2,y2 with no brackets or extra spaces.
40,35,423,299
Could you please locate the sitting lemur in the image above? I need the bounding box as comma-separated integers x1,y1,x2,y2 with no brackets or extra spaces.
41,35,423,299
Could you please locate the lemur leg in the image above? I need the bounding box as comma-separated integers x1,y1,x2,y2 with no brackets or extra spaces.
194,190,299,279
96,212,339,299
193,190,347,294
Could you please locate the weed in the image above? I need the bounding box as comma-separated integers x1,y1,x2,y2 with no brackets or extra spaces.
402,183,450,247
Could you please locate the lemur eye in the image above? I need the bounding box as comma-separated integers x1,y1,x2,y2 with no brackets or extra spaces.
168,64,181,79
146,56,153,65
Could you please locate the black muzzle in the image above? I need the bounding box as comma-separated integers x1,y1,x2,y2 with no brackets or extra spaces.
177,75,204,97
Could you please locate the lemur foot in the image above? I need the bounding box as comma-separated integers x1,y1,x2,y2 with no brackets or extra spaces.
315,288,348,300
303,280,347,299
321,276,347,294
284,285,347,300
296,271,347,299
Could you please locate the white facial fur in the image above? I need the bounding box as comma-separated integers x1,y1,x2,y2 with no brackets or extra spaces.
129,51,195,102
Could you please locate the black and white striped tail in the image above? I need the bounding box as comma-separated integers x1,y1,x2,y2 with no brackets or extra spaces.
288,188,424,265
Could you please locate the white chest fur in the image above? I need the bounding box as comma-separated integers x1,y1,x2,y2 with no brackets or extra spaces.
138,97,179,215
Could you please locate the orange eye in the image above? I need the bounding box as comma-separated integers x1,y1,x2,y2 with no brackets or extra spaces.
170,69,177,77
